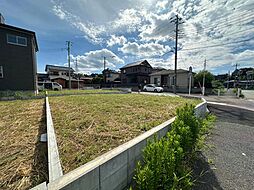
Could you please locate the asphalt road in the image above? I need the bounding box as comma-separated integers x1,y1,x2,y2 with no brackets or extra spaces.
194,104,254,190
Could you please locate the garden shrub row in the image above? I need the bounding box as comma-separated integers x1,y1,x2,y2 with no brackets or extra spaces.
133,104,215,190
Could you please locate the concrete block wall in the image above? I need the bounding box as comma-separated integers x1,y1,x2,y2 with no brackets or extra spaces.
46,97,63,182
45,97,207,190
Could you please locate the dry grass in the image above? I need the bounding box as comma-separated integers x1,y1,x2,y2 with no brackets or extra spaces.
0,99,47,190
50,94,201,174
44,89,121,95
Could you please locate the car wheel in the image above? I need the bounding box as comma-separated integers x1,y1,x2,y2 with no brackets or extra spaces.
143,88,147,92
154,89,157,92
54,88,59,91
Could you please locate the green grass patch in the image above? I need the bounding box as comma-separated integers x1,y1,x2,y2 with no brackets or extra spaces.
49,94,201,173
0,99,47,190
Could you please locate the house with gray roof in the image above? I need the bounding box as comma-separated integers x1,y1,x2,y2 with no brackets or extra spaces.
43,64,83,88
120,60,153,86
150,67,194,92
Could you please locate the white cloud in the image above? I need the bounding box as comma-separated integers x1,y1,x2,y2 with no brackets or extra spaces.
70,49,124,74
107,35,127,47
119,41,171,58
51,0,254,73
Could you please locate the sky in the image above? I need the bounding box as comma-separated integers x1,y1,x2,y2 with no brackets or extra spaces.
0,0,253,75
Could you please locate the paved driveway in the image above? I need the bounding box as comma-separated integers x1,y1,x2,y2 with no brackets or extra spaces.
194,104,254,190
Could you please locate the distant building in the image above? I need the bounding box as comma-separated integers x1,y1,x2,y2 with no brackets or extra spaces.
231,67,254,80
120,60,153,86
247,70,254,80
214,74,229,82
150,67,194,92
43,65,84,88
0,15,38,92
103,69,121,83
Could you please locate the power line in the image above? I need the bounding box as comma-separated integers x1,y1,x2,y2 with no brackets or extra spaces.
181,36,254,51
182,26,254,47
183,14,254,35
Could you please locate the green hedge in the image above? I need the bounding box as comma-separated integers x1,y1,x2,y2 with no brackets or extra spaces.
133,104,215,190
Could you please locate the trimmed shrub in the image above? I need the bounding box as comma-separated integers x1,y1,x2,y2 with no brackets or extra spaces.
133,104,212,190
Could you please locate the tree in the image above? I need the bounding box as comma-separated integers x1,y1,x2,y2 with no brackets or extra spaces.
92,74,103,84
194,71,214,88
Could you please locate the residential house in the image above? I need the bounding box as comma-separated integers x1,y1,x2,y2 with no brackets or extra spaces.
44,65,84,88
150,67,194,92
214,73,229,82
103,69,121,83
120,60,153,86
231,67,254,80
37,73,49,81
0,15,38,92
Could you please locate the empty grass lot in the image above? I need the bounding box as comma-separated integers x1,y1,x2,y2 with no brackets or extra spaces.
0,99,47,190
50,94,201,173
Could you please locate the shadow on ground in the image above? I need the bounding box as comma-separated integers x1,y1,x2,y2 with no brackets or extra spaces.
192,151,223,190
31,102,48,187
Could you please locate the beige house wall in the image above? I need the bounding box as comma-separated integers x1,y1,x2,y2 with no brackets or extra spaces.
150,72,194,88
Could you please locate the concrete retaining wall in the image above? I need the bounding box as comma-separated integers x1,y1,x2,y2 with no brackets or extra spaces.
46,96,63,182
46,98,207,190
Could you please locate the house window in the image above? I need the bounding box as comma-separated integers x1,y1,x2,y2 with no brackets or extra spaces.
7,34,27,46
0,66,3,78
154,78,158,84
123,69,126,74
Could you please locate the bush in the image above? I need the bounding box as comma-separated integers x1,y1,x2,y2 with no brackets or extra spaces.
0,91,35,99
133,104,214,190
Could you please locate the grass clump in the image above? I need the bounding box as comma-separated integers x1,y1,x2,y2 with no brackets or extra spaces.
133,104,215,190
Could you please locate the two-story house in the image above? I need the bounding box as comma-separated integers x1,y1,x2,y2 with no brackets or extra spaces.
44,65,83,88
120,60,153,86
0,15,38,92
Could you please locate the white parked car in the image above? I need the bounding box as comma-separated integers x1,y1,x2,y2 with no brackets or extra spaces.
143,84,163,92
38,82,62,91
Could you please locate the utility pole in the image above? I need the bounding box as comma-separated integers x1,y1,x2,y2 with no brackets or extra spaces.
227,70,230,90
170,14,183,94
102,56,115,85
202,59,206,96
66,41,72,90
75,58,79,90
233,63,239,71
103,56,106,84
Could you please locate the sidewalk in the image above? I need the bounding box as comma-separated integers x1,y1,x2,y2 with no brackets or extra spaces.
194,104,254,190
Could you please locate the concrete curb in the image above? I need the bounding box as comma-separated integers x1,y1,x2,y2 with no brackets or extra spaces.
207,101,254,112
30,182,47,190
46,97,63,182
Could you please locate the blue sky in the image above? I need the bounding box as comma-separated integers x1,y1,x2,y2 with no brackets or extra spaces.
0,0,253,74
